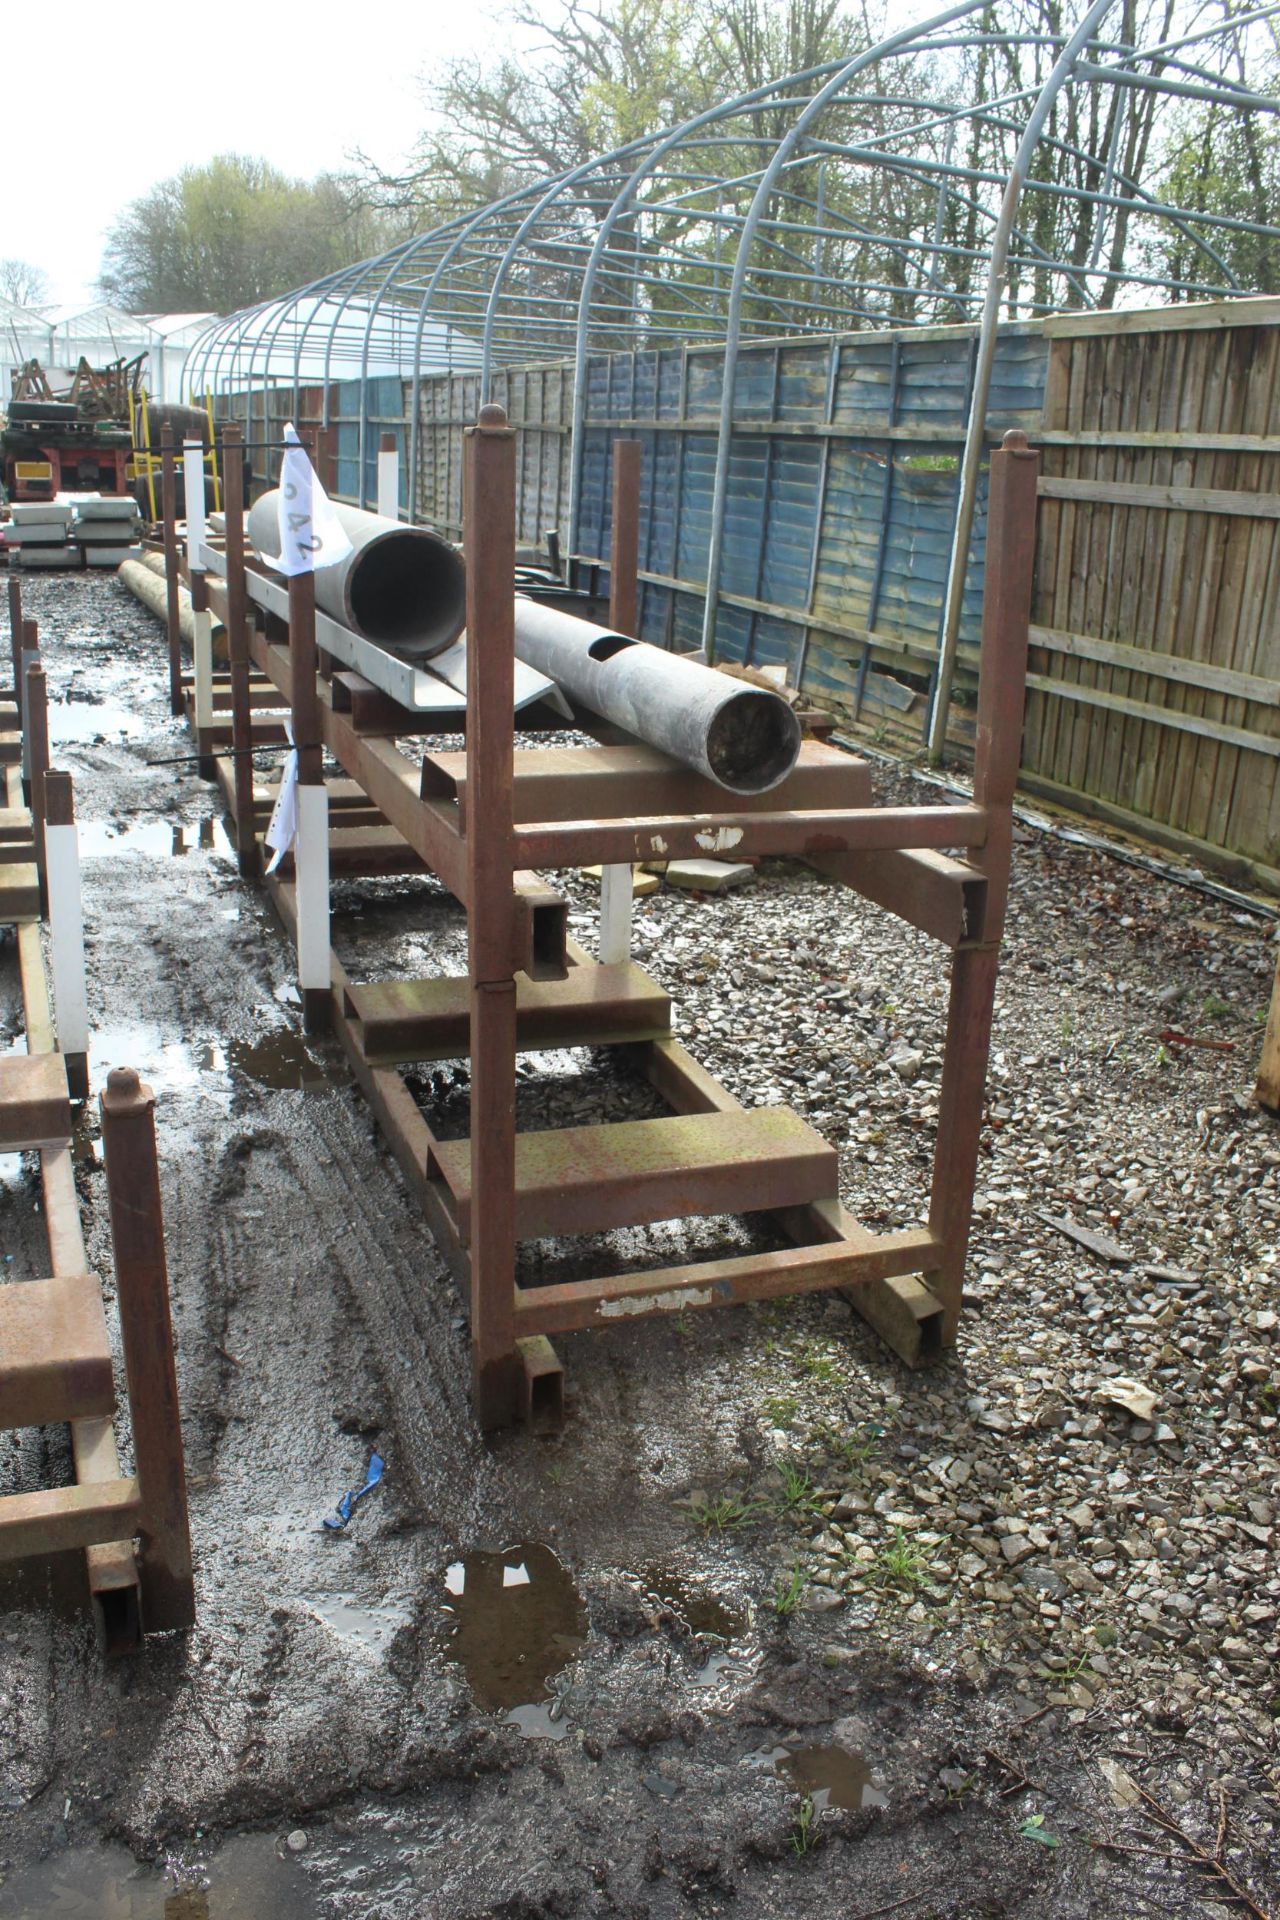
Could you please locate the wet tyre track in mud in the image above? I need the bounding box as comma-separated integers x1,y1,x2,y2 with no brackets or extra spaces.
0,572,1271,1920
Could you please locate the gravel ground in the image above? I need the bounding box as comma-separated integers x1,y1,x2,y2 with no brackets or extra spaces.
0,569,1276,1920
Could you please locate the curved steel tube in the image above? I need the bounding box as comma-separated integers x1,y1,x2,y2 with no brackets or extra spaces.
928,0,1120,762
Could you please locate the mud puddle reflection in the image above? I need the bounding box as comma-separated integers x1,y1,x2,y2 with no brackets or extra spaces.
638,1566,746,1641
46,699,148,746
78,818,232,860
299,1593,412,1656
225,1030,348,1093
89,1029,213,1098
749,1739,888,1812
0,1830,309,1919
442,1542,587,1738
84,1028,345,1099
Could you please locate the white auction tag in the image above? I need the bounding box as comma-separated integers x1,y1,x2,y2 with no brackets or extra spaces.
276,423,353,576
264,719,298,873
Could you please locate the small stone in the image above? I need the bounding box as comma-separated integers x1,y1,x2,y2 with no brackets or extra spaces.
1018,1565,1066,1601
286,1830,308,1854
1098,1759,1141,1809
1000,1535,1037,1567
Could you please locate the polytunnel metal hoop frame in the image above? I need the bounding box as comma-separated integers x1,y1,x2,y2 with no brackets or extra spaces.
184,0,1280,754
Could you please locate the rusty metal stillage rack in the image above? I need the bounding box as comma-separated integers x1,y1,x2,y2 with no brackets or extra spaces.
188,413,1038,1431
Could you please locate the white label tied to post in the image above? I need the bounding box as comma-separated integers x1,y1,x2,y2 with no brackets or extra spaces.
277,424,353,577
264,718,298,874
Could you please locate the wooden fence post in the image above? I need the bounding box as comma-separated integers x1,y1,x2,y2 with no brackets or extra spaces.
1258,953,1280,1113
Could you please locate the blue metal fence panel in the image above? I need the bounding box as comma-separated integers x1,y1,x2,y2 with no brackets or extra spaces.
558,319,1048,690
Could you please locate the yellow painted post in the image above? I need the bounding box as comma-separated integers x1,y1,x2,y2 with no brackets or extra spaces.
139,387,157,524
205,393,221,512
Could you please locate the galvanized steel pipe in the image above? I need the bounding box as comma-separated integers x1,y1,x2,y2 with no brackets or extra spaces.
248,493,466,656
513,601,801,794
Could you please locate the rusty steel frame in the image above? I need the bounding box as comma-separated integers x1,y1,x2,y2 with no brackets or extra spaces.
181,417,1037,1430
0,629,194,1641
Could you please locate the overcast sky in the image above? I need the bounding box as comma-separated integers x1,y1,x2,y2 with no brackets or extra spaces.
8,0,924,316
4,0,490,311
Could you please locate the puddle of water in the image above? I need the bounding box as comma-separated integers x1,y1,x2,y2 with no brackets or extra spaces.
0,1831,310,1920
503,1700,570,1740
0,1148,30,1193
442,1542,587,1732
748,1741,887,1813
77,819,232,860
89,1029,210,1098
693,1648,749,1688
84,1027,340,1099
226,1031,340,1092
298,1593,411,1657
46,700,147,746
638,1567,746,1642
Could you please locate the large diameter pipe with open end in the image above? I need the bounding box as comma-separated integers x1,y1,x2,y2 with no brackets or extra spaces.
248,492,466,657
513,600,802,794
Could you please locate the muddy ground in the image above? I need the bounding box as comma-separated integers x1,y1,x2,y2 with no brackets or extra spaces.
0,570,1277,1920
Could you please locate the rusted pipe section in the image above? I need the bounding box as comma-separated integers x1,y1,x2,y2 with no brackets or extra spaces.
248,493,465,657
512,601,801,794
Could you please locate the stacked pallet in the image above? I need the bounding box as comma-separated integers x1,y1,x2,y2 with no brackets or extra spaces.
2,501,79,570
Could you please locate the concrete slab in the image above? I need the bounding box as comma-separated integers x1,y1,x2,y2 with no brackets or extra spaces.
664,857,756,893
8,524,73,545
76,518,141,541
9,502,72,528
13,547,82,569
74,499,139,521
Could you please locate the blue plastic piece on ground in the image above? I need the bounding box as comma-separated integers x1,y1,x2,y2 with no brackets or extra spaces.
321,1452,385,1532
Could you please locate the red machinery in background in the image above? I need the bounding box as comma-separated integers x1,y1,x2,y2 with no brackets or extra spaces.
2,356,142,501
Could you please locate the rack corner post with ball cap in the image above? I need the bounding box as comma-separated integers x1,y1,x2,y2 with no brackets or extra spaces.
184,409,1039,1433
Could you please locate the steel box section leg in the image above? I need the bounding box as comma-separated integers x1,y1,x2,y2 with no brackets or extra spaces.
99,1068,195,1632
161,428,183,717
19,621,39,800
464,405,523,1430
221,427,258,876
377,431,399,521
7,576,22,702
288,513,330,1033
25,656,49,915
599,438,642,964
43,771,89,1101
186,436,217,778
927,430,1039,1344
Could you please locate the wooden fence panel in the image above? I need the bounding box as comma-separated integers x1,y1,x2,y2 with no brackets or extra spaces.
1023,314,1280,883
